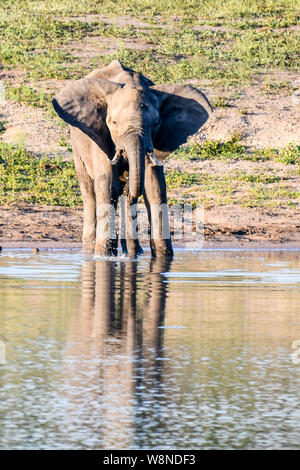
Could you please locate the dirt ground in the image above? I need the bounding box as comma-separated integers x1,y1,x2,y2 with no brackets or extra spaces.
1,202,299,249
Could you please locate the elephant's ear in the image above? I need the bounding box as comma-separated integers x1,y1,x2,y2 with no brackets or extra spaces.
150,84,212,158
52,78,123,150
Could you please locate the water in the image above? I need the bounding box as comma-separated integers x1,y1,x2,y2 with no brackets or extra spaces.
0,249,299,450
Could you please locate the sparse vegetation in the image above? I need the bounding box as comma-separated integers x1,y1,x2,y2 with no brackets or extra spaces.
212,97,231,108
0,141,298,209
0,1,298,83
5,84,55,115
172,139,300,164
0,143,81,206
165,160,300,208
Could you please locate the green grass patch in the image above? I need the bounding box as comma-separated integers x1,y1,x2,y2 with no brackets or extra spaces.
166,168,285,190
0,143,81,206
0,6,97,78
173,139,300,164
165,170,202,189
245,185,300,207
0,141,298,209
172,136,250,161
99,25,299,86
167,174,300,208
0,1,299,87
5,84,55,113
237,172,281,184
261,78,294,94
232,30,299,70
212,97,231,108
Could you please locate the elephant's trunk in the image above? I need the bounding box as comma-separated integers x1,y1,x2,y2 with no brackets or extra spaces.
123,133,145,199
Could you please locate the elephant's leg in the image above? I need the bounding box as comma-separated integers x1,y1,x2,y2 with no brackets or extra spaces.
73,155,96,254
124,194,144,258
94,161,118,256
118,183,143,257
119,191,128,255
143,161,173,258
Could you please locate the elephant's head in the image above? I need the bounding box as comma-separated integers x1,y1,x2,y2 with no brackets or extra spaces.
52,77,212,199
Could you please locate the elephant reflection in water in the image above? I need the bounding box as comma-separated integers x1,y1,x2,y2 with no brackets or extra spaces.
65,257,172,449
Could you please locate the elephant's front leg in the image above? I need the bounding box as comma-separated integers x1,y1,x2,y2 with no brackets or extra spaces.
143,161,173,258
73,154,96,254
82,190,97,254
94,163,118,256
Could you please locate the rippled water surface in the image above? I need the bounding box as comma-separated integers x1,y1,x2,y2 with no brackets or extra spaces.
0,249,300,449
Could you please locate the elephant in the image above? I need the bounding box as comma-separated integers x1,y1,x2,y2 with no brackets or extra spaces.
52,59,212,258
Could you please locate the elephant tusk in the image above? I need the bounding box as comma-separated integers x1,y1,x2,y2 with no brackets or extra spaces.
147,151,163,167
111,149,122,165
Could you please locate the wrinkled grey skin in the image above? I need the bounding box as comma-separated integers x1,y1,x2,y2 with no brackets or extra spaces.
52,60,212,258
